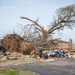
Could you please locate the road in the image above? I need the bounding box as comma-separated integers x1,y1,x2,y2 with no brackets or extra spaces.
11,59,75,75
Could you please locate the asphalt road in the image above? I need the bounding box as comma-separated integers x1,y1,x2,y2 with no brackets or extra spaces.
11,59,75,75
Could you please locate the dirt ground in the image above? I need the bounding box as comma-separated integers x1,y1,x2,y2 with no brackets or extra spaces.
0,57,74,66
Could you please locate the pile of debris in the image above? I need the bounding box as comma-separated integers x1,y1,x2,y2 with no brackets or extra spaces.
1,34,34,55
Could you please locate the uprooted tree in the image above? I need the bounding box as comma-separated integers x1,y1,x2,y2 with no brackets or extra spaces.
2,34,35,55
20,4,75,49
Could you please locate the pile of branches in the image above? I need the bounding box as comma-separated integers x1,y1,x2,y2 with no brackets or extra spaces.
2,34,34,55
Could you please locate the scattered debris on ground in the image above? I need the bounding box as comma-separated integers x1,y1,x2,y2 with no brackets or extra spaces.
0,34,75,67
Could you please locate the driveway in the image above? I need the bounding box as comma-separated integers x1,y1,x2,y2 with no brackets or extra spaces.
11,59,75,75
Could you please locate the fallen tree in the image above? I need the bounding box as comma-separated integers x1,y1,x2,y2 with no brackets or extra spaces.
1,34,34,55
20,4,75,49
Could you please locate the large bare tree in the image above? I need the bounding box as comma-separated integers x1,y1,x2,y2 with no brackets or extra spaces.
20,4,75,48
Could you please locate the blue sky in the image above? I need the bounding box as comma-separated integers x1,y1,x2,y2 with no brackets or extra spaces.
0,0,75,43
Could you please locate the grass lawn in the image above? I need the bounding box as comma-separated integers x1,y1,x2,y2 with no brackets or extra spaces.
0,67,39,75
